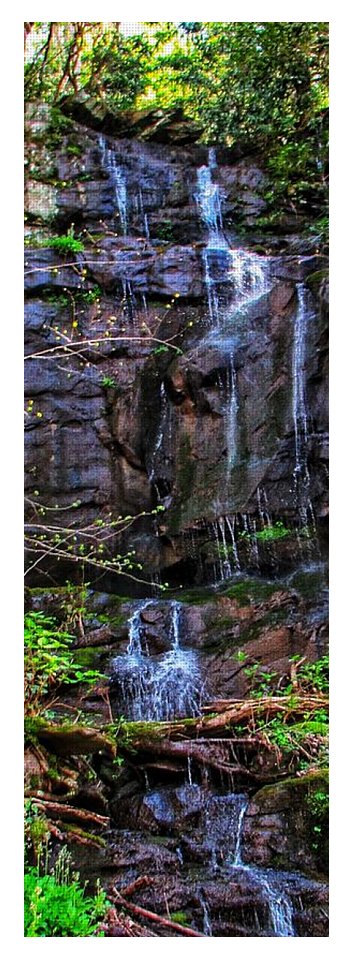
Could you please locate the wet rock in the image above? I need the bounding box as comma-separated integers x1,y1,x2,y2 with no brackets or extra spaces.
243,772,329,876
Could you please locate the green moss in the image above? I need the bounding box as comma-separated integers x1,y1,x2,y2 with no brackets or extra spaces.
223,578,278,606
169,911,191,925
252,770,329,810
64,824,107,848
287,568,327,601
178,435,196,501
73,646,110,670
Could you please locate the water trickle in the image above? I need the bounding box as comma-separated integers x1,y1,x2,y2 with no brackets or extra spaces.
218,794,297,937
291,284,320,559
232,797,249,866
98,134,128,234
149,381,167,491
226,516,241,572
226,356,239,471
110,600,202,720
292,283,310,475
199,892,213,937
138,187,150,239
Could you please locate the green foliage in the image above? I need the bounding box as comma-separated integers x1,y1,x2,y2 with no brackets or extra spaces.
24,611,104,716
239,520,291,544
243,664,277,698
25,22,328,218
100,375,117,388
169,911,190,925
47,230,84,255
154,220,175,241
24,848,109,937
306,788,329,858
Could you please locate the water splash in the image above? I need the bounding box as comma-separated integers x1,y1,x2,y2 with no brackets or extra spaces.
98,134,128,233
110,601,202,720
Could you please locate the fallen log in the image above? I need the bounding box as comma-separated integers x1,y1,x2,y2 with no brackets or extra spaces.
29,797,109,828
120,876,153,899
26,719,116,758
118,695,328,747
111,888,206,937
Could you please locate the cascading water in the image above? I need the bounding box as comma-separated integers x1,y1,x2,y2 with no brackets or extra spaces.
195,150,273,561
199,792,296,937
292,284,319,551
292,284,310,475
110,600,203,720
98,134,128,234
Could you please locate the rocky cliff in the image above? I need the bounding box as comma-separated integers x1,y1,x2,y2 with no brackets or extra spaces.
24,102,328,591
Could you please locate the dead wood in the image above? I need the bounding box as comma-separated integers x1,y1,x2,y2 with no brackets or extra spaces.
29,797,109,827
111,888,206,936
126,695,327,747
74,624,116,648
32,721,116,757
119,876,154,898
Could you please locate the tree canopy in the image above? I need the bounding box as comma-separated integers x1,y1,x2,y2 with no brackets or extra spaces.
24,21,328,215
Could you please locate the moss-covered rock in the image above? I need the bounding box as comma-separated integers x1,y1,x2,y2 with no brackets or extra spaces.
243,771,329,877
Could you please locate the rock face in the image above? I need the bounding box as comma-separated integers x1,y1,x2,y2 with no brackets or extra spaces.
24,103,328,590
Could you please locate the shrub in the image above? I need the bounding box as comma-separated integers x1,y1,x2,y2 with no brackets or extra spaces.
24,856,109,937
47,231,84,255
24,611,104,716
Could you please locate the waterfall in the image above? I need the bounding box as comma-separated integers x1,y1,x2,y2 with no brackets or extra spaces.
195,150,273,515
98,134,128,234
110,600,202,720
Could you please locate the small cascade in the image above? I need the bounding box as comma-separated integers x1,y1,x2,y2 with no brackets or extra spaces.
255,872,295,937
195,150,272,503
226,516,241,571
204,793,249,871
232,797,249,866
98,134,128,233
195,155,225,247
110,600,202,720
228,247,269,312
223,794,296,937
121,278,135,321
